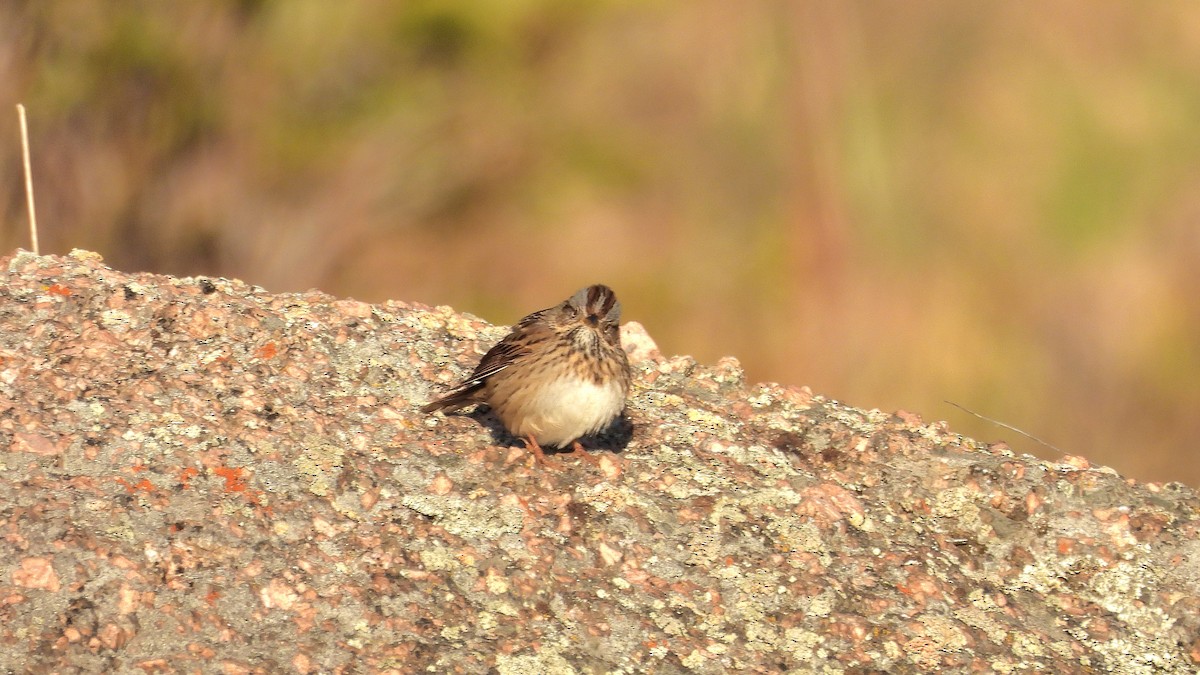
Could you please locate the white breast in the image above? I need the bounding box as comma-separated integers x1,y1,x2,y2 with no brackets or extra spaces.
503,376,626,448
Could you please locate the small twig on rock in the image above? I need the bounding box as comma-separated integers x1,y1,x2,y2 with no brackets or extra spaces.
945,400,1065,455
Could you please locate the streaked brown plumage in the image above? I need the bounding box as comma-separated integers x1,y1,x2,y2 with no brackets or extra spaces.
422,285,632,464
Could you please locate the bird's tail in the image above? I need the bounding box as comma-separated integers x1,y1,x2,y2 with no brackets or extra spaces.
420,383,483,414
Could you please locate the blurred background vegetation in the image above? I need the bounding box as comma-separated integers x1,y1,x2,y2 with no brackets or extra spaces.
3,2,1198,484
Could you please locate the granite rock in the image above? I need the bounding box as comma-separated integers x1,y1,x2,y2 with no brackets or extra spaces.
1,250,1198,673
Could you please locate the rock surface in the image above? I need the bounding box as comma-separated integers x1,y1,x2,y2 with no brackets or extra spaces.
1,249,1198,674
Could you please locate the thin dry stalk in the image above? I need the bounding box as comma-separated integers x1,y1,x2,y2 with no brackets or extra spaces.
17,103,39,255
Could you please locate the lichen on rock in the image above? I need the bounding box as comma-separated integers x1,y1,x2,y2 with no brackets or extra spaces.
0,250,1198,673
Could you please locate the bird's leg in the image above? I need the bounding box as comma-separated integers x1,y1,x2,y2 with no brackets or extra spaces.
570,440,601,466
523,436,562,469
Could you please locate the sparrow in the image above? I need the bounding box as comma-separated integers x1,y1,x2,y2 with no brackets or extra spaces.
423,285,631,465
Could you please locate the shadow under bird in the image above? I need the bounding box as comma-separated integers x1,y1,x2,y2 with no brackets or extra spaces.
422,285,632,465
